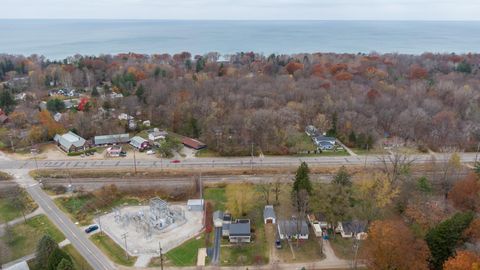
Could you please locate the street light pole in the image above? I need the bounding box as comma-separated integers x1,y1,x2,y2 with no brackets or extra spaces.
475,142,480,164
133,147,137,174
121,232,129,260
158,241,164,270
250,142,254,171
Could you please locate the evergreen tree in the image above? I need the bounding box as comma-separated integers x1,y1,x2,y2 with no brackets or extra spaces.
456,61,472,74
326,113,337,137
189,117,200,138
293,162,312,194
36,235,59,269
91,87,99,97
196,57,205,72
47,248,72,270
46,98,66,113
332,166,352,187
56,258,74,270
425,212,474,270
417,176,432,194
135,84,145,103
348,131,357,146
0,89,16,113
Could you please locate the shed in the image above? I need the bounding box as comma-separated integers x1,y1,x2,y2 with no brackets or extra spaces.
187,199,204,211
263,205,276,224
182,137,207,150
213,210,224,227
130,136,150,150
94,133,130,145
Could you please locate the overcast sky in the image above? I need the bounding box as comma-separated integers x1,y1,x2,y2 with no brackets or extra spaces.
2,0,479,20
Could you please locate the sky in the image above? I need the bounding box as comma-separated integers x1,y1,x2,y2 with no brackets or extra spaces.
1,0,479,20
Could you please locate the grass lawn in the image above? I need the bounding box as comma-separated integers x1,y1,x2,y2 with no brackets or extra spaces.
275,229,324,263
63,244,94,270
296,149,350,157
90,233,137,266
204,187,226,211
54,195,141,225
0,214,65,264
329,235,366,260
150,235,205,267
195,148,220,157
351,147,388,155
0,194,37,223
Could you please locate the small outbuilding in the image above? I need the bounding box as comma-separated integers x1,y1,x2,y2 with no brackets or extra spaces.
130,136,150,150
263,205,276,224
182,137,207,150
94,133,130,145
213,210,224,228
187,199,204,211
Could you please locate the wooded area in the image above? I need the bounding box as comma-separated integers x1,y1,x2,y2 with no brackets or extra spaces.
0,52,479,154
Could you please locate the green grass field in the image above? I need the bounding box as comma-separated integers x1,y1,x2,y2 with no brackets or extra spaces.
0,214,65,264
149,235,205,266
195,148,220,157
63,244,94,270
0,171,12,180
90,233,137,266
204,187,227,211
0,190,37,223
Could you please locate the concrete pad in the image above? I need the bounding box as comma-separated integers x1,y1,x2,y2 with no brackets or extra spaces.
100,204,203,256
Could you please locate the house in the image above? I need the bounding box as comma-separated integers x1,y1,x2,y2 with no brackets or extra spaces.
182,137,206,150
317,141,335,151
305,125,318,137
130,136,150,150
336,220,368,239
148,128,168,141
54,131,88,153
93,134,130,146
229,219,251,243
106,145,122,157
222,213,232,237
4,260,30,270
314,136,336,146
277,219,309,240
213,211,224,228
263,205,276,224
142,120,151,127
315,213,329,228
307,214,323,237
118,113,133,121
187,199,204,211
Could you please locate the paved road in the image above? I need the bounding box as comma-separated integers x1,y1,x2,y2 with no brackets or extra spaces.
6,169,115,270
0,152,478,170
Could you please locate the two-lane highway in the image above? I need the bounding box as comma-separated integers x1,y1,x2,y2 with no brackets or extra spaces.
25,183,114,270
0,152,477,170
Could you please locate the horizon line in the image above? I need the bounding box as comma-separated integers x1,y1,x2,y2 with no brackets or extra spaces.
1,18,480,22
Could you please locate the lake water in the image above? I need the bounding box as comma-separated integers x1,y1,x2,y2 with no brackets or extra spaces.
1,20,479,59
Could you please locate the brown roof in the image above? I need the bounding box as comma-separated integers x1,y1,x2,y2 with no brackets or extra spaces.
0,115,8,124
182,137,206,149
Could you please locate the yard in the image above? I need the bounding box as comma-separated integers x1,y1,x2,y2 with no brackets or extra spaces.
63,244,94,270
329,235,366,261
149,235,205,267
274,229,324,263
220,223,268,266
54,193,142,225
0,214,65,264
0,191,37,223
90,233,137,266
204,187,227,211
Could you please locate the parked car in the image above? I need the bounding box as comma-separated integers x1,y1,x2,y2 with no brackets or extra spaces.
119,151,127,157
275,239,282,249
85,224,99,234
146,150,155,155
170,159,181,163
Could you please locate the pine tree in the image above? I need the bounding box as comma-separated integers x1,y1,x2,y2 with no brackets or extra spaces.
47,248,72,270
332,166,352,187
293,162,312,194
56,258,74,270
36,235,59,269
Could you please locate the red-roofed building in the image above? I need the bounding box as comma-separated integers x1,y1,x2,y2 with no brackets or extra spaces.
182,137,206,150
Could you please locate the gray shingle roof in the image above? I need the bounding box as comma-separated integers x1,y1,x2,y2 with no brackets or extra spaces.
130,136,147,149
54,131,86,150
263,205,276,220
229,222,250,236
94,134,130,145
342,220,367,235
278,219,309,236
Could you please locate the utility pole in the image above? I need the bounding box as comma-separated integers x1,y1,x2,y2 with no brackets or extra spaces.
121,232,129,260
250,142,254,171
475,142,480,164
95,211,103,235
133,148,137,174
364,144,369,168
158,241,164,270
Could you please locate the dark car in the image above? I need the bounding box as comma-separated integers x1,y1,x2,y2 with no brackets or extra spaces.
275,239,282,249
85,225,99,234
119,151,127,157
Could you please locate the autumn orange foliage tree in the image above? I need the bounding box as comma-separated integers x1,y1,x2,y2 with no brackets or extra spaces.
443,251,480,270
449,173,480,211
364,219,430,270
285,62,304,75
38,110,65,139
409,64,428,79
334,71,353,81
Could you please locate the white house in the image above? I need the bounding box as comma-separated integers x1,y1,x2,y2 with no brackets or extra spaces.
187,199,204,211
336,221,367,239
148,128,168,141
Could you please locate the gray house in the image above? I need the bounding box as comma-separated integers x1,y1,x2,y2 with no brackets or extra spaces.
228,220,251,243
93,133,130,146
277,219,309,240
54,131,88,153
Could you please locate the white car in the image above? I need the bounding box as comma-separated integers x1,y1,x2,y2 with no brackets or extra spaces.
146,150,155,155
